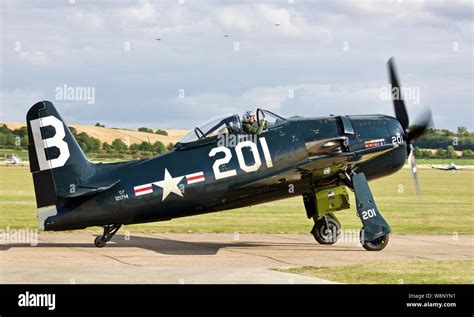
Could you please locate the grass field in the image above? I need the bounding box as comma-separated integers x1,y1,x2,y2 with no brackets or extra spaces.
416,158,474,166
0,165,472,234
0,149,29,160
278,259,474,284
1,165,472,284
2,148,474,166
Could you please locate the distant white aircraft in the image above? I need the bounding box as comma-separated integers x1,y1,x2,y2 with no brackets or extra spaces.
3,154,24,166
431,162,462,171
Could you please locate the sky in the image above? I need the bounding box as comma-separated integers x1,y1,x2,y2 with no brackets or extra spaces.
1,0,472,131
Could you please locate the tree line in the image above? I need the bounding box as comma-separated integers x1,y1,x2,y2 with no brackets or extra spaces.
414,127,473,151
1,124,473,159
0,124,173,159
95,122,168,136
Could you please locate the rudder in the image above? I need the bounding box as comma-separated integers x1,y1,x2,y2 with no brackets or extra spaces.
27,101,93,228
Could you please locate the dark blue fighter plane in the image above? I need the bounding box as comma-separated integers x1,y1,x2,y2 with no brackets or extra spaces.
27,58,432,251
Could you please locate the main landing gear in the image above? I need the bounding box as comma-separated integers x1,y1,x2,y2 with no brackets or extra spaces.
348,171,391,251
311,215,341,245
94,224,122,248
305,170,391,251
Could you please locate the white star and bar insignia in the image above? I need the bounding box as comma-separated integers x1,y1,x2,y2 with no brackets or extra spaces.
153,168,184,201
133,169,206,201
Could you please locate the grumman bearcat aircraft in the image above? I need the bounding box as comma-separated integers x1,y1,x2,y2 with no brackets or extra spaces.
27,58,432,251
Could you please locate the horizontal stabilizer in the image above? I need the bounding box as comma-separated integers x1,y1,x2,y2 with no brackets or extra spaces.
59,179,121,198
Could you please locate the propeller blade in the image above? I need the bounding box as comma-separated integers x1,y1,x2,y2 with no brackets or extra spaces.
407,146,421,198
407,107,433,141
387,57,409,131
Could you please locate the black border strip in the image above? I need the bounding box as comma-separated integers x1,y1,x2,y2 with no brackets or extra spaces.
0,284,471,314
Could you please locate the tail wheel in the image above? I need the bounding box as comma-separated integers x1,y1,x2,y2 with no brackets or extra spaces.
93,224,122,248
360,228,389,251
94,236,106,248
311,216,340,245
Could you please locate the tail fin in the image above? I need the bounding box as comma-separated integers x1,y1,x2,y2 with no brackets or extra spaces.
27,101,93,210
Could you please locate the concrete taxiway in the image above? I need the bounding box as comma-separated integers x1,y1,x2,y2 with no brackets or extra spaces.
0,232,472,284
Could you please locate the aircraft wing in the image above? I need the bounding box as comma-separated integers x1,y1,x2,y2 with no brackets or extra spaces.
304,143,398,169
431,166,461,171
431,166,449,170
233,143,399,189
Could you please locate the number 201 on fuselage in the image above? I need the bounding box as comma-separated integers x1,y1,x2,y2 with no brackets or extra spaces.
209,137,273,180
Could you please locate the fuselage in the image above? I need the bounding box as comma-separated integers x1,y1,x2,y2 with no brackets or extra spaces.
46,114,407,230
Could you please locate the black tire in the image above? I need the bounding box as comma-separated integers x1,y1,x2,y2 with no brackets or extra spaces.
94,236,106,248
311,217,340,245
360,229,389,251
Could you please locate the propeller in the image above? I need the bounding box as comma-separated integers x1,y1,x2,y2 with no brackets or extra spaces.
387,57,433,197
407,149,420,196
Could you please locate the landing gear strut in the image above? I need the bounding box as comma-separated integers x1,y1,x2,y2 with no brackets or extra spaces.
311,215,341,245
346,170,391,251
94,224,122,248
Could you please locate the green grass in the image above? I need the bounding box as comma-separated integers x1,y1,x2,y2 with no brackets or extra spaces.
0,166,473,234
0,149,134,163
0,149,29,160
278,259,474,284
2,149,473,166
416,158,474,166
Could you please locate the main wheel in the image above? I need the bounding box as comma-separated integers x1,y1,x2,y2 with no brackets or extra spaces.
311,216,340,245
94,236,106,248
360,229,389,251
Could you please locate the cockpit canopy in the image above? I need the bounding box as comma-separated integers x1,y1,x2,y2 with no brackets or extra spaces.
178,114,242,144
177,109,287,145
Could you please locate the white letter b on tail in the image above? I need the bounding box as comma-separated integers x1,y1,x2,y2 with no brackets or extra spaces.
30,116,70,171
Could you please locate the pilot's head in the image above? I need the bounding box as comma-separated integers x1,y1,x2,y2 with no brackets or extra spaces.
243,110,256,124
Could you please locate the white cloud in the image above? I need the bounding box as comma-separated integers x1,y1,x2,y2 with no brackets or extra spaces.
0,1,472,130
18,50,50,67
166,83,386,127
66,11,104,28
213,4,332,40
255,4,331,40
215,6,256,31
117,2,160,24
0,89,45,122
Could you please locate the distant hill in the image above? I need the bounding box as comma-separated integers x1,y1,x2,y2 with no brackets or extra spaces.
3,122,188,146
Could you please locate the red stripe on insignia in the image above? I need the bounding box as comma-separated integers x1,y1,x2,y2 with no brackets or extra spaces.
135,186,152,193
186,175,204,181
